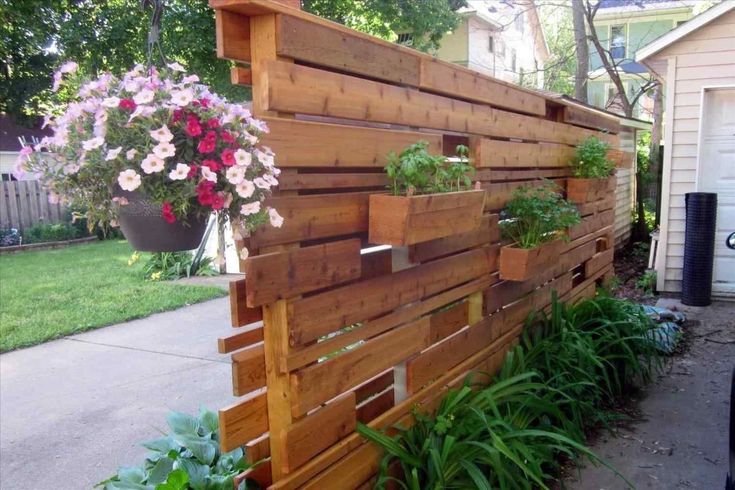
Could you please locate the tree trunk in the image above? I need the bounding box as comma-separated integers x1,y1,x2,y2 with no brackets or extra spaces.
572,0,589,103
648,83,663,226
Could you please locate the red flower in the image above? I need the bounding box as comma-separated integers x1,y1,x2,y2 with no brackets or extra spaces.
119,98,136,111
220,148,236,167
197,138,216,154
196,181,215,206
161,202,176,224
172,109,185,123
202,159,220,172
187,164,199,179
206,118,220,129
220,130,235,144
185,115,202,137
199,98,210,108
210,192,225,210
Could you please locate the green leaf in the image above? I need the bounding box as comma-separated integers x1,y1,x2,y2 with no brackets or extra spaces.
178,458,210,490
117,467,146,484
166,411,199,437
154,469,188,490
198,407,219,435
147,457,174,485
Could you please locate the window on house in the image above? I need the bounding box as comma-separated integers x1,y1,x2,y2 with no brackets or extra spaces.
396,33,413,46
610,24,626,59
488,36,494,53
515,11,524,33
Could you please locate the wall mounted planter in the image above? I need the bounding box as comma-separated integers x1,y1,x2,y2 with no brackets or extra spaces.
369,190,486,246
499,238,565,282
566,175,616,204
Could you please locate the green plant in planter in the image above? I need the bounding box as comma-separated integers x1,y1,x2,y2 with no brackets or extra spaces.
385,141,474,196
572,136,614,178
99,408,258,490
500,182,580,249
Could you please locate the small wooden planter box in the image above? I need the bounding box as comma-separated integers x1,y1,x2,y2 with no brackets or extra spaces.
499,238,565,282
566,175,616,204
369,190,486,246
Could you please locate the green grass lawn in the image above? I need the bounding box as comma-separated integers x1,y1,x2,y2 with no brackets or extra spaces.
0,240,227,352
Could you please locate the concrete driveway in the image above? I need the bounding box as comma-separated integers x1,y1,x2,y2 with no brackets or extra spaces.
0,297,238,489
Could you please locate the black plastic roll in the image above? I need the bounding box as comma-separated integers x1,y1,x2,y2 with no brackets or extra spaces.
681,192,717,306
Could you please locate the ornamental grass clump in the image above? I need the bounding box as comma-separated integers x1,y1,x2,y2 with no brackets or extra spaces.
385,141,474,196
500,182,580,249
14,61,283,257
572,136,614,179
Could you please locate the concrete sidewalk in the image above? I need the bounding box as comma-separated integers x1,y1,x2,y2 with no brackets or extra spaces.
0,297,238,489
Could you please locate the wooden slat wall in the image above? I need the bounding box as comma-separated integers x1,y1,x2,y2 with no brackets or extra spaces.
210,1,619,487
0,180,67,232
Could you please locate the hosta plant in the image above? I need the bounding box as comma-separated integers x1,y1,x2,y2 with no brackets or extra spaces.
99,408,257,490
571,136,614,179
14,61,283,256
385,141,474,196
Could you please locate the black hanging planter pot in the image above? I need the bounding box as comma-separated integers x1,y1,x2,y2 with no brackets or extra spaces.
115,189,209,252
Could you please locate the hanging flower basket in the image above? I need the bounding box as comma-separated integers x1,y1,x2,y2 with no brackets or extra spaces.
14,61,283,254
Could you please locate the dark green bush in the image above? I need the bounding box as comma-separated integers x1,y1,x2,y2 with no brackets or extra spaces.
22,222,85,244
0,228,21,247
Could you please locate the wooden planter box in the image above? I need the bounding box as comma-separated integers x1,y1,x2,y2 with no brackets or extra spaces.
369,190,486,246
566,175,616,204
499,238,565,282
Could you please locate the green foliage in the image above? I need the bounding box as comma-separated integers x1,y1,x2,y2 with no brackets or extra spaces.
538,5,575,96
572,137,614,179
636,270,657,296
142,252,217,281
99,407,256,490
500,182,580,249
22,222,87,244
359,293,662,489
0,228,21,247
384,142,474,196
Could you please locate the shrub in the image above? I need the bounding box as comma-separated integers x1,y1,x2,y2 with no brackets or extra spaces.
385,142,474,196
572,136,614,179
99,408,257,490
636,270,657,296
141,251,217,281
0,228,21,247
500,181,580,249
22,222,84,244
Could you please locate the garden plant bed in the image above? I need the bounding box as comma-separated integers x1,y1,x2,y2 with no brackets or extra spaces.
0,240,226,352
613,242,657,304
0,235,97,255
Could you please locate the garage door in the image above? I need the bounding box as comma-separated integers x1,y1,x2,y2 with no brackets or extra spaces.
698,87,735,296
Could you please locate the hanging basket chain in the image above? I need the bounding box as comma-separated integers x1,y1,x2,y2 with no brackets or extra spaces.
142,0,167,69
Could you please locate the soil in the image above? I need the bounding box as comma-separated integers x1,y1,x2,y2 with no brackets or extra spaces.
612,241,657,305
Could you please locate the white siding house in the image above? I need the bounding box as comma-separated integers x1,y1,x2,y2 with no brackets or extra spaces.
637,2,735,297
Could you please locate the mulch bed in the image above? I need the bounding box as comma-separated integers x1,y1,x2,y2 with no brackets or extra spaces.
612,241,657,305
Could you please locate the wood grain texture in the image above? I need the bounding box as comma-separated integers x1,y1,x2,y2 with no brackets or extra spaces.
470,138,576,168
409,215,499,263
218,322,264,353
219,393,268,452
232,344,266,396
356,389,395,423
243,238,362,306
215,10,251,62
229,279,263,327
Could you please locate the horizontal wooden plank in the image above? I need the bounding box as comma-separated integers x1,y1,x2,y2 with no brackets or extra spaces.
584,248,614,278
215,10,250,63
264,60,614,146
290,317,430,416
287,246,496,346
354,370,394,404
482,179,565,210
260,117,442,168
357,389,394,424
277,14,420,86
281,393,356,473
219,392,268,452
419,57,546,116
232,344,266,396
250,192,370,248
562,104,620,133
218,322,264,353
485,168,572,182
470,138,575,168
569,209,615,241
278,172,388,191
284,276,495,372
429,300,469,344
245,434,270,464
360,247,392,280
229,279,263,327
231,66,252,86
244,239,362,307
409,215,500,263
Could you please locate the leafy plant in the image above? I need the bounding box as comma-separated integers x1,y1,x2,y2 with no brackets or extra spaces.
0,228,21,247
500,181,580,249
142,251,217,281
636,270,657,296
571,136,614,179
23,221,86,244
385,141,474,196
99,408,256,490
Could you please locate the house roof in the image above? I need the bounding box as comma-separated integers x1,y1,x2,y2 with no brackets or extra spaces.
0,115,51,152
595,0,698,17
637,1,735,61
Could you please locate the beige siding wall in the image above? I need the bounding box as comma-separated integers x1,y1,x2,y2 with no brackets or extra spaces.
614,128,636,247
654,9,735,293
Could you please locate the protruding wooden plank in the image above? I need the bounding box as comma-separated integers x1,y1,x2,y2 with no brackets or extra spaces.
287,246,496,346
419,57,546,116
584,248,614,277
470,138,576,168
281,393,357,473
244,238,362,307
250,192,370,249
357,389,394,423
409,216,500,263
290,317,430,416
246,434,271,464
215,10,251,62
569,210,615,241
232,344,266,396
229,279,263,327
562,104,620,133
276,14,420,86
260,117,442,168
235,460,272,489
231,66,253,85
218,322,264,353
219,392,269,452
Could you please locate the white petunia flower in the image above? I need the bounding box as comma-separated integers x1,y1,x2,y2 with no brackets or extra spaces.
234,149,252,167
167,62,186,72
118,169,142,191
82,137,104,151
105,147,123,161
201,166,217,182
126,148,137,160
235,180,255,198
168,163,190,180
268,208,284,228
182,74,200,84
152,142,176,159
239,248,249,260
141,154,165,174
226,166,246,185
240,201,261,216
149,125,173,143
169,89,193,107
101,96,120,108
253,177,270,190
133,88,154,105
124,79,140,93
